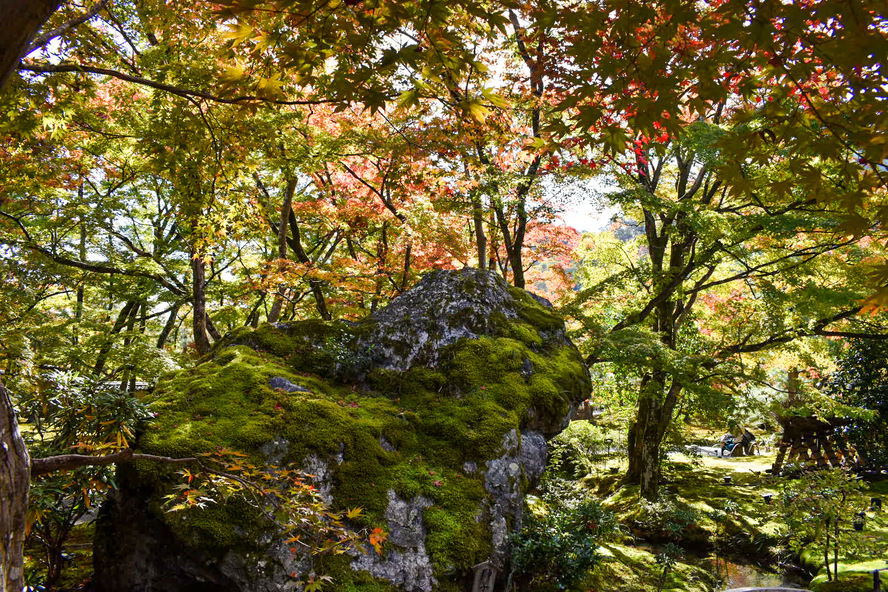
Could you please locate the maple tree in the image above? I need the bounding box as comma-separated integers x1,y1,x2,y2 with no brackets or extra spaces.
569,114,888,499
0,0,887,587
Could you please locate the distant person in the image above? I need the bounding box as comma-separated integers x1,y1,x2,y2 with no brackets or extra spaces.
719,433,736,456
720,428,756,456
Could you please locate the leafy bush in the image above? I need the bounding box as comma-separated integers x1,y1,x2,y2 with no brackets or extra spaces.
821,339,888,468
774,468,865,582
544,421,612,479
632,496,698,543
510,496,619,590
18,371,152,586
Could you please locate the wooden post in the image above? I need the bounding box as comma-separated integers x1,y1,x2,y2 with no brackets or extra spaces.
773,442,789,473
786,437,803,465
821,437,841,468
797,436,811,464
814,436,829,469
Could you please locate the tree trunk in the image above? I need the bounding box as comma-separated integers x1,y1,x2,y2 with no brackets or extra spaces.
94,300,138,375
205,314,223,342
493,204,526,289
370,222,389,313
472,195,487,270
119,303,140,392
0,0,62,90
156,304,181,349
191,252,211,356
74,213,86,346
268,180,295,324
1,377,30,592
625,374,682,500
286,210,331,321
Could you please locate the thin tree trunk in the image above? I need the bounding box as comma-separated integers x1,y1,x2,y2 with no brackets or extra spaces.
268,180,295,323
0,377,30,592
119,303,140,392
244,295,264,328
156,304,181,349
191,251,211,356
94,300,138,375
74,212,86,346
206,314,223,342
824,520,832,581
834,506,840,582
400,243,412,293
371,222,388,313
472,195,487,270
287,210,331,320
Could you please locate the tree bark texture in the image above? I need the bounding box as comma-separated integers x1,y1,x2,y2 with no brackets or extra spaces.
625,373,682,499
268,180,296,324
0,0,61,90
191,252,211,355
1,377,30,592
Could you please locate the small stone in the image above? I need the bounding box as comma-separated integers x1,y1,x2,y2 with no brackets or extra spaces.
521,358,534,378
268,377,311,393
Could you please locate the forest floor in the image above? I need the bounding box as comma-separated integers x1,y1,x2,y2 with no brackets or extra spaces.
545,417,888,592
24,416,888,592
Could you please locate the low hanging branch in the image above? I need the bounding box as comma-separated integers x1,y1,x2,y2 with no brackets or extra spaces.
19,62,338,106
30,448,197,478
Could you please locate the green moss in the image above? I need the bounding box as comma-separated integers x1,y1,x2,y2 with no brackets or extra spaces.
508,287,566,333
133,279,591,588
810,573,874,592
508,322,544,347
575,543,716,592
316,554,395,592
166,495,268,556
424,507,490,576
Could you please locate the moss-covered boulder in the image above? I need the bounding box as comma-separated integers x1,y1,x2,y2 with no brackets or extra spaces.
93,269,590,592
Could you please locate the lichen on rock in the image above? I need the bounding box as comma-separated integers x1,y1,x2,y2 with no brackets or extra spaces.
93,269,591,592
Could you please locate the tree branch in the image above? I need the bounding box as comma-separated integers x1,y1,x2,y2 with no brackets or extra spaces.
713,307,885,361
19,62,334,106
30,448,197,478
24,0,109,56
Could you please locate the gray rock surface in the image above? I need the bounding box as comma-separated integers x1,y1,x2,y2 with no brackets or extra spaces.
351,491,436,592
93,269,589,592
483,430,548,566
269,377,311,393
362,269,524,371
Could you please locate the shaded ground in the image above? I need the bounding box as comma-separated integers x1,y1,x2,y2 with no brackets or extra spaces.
546,419,888,592
25,417,888,592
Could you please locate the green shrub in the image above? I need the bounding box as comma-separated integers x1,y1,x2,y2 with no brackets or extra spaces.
510,498,618,590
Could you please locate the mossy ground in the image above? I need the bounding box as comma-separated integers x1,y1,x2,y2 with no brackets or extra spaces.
582,543,716,592
800,480,888,592
540,419,888,592
131,287,589,590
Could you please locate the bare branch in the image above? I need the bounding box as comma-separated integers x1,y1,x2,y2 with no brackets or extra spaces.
31,448,197,478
